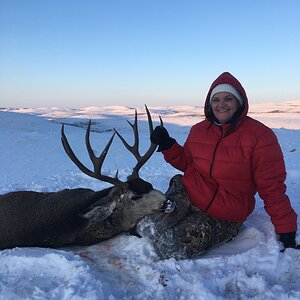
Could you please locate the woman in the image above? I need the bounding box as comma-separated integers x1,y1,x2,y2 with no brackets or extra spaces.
150,72,298,259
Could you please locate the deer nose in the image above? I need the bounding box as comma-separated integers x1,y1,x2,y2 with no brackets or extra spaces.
160,199,176,213
128,178,153,194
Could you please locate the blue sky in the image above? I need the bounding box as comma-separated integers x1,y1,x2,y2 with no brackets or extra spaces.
1,0,300,108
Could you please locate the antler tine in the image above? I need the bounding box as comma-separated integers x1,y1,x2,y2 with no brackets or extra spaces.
159,115,164,127
145,104,163,130
129,105,163,179
115,105,162,181
61,122,126,189
114,109,141,160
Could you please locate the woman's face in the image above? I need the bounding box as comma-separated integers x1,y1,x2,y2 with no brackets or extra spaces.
210,92,240,124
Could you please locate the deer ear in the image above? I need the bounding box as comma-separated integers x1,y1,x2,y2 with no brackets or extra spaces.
80,201,116,221
127,178,153,194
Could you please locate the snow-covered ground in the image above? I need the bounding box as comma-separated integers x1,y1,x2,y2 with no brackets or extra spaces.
0,101,300,300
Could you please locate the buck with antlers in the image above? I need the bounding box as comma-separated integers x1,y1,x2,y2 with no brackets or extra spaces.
1,106,189,250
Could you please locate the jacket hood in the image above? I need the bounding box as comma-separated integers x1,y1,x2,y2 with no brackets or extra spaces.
204,72,249,123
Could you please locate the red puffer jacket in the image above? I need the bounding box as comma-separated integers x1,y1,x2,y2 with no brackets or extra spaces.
162,72,297,234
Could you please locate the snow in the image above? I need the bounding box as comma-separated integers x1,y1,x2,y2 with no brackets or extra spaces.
1,101,300,300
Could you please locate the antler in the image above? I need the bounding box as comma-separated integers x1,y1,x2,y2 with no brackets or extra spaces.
61,120,127,189
114,105,163,181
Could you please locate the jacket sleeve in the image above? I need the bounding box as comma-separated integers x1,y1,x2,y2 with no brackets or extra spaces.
252,128,297,234
161,142,188,172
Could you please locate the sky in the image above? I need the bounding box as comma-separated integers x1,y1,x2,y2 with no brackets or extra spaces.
1,0,300,108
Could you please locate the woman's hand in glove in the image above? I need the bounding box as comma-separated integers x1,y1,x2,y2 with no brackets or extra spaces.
150,126,176,152
279,232,300,252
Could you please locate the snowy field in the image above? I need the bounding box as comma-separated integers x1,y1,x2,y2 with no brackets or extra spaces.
0,100,300,300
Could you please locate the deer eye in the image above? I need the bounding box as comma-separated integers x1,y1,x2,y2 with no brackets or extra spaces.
131,195,143,201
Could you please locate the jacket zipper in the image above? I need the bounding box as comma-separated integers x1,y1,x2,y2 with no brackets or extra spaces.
205,127,223,212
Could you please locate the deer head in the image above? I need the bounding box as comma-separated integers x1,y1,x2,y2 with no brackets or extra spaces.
59,105,167,245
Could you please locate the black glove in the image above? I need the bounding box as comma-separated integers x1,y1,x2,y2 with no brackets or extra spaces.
279,232,300,252
150,126,176,152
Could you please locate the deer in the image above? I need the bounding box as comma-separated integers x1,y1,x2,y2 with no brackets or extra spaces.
1,106,188,250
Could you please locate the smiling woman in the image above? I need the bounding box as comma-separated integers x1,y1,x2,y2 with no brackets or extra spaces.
210,93,240,124
150,71,299,259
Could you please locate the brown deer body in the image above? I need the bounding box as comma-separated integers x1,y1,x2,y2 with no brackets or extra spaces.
0,183,166,249
0,106,167,250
